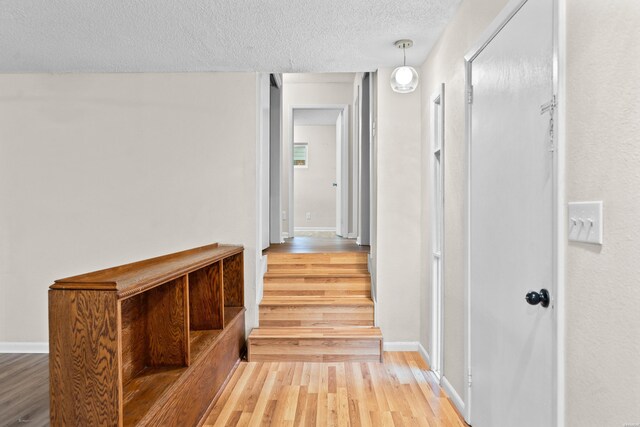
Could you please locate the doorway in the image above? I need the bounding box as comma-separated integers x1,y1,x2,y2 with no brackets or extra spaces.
289,105,349,238
466,0,557,425
430,83,445,380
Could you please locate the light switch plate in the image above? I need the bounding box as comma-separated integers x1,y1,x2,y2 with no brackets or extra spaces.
568,201,603,244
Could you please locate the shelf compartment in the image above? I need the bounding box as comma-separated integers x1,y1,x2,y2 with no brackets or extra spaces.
223,252,244,308
120,276,189,386
188,262,223,331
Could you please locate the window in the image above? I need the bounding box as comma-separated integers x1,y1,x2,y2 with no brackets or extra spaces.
294,143,308,168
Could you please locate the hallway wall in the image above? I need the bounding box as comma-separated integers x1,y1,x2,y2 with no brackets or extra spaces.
0,73,260,345
418,0,510,404
565,1,640,425
375,68,422,343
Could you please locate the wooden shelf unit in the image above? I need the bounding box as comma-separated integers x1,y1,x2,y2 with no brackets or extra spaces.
49,243,246,427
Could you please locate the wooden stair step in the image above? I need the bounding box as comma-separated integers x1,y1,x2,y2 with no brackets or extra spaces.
264,271,370,279
259,297,374,327
267,252,368,265
248,327,383,362
264,276,370,297
267,265,369,275
259,296,373,306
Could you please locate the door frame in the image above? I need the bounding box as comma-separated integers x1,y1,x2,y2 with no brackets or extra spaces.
430,83,445,381
288,104,349,238
463,0,565,424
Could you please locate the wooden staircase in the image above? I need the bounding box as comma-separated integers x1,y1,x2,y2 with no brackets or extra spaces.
248,252,383,362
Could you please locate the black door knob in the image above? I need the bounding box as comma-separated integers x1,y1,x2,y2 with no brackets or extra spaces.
525,289,550,308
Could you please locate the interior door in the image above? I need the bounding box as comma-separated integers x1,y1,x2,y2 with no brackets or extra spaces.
335,111,343,236
469,0,555,426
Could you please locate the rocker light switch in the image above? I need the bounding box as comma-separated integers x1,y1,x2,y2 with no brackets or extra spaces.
568,201,603,245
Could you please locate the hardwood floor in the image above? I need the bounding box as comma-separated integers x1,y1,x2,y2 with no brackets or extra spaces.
204,351,468,427
0,354,49,427
265,237,370,254
0,352,467,427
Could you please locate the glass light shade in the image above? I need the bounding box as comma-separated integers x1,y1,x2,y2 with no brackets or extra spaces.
390,66,419,93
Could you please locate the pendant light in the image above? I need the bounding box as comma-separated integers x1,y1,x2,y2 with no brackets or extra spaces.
390,39,419,93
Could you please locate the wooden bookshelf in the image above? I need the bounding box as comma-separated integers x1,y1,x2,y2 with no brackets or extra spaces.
49,243,246,427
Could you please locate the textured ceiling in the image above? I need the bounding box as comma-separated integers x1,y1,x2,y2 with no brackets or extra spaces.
284,73,356,84
0,0,461,73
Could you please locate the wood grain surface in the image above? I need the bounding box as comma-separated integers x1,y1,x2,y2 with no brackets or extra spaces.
146,276,189,367
49,243,246,427
223,252,244,308
189,262,224,330
204,352,468,427
49,290,120,426
52,243,242,298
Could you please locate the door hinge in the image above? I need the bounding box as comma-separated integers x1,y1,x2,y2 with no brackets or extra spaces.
468,369,473,387
540,95,557,115
467,85,473,104
540,95,557,152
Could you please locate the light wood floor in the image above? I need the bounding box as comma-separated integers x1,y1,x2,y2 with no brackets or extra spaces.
204,352,467,427
265,237,370,254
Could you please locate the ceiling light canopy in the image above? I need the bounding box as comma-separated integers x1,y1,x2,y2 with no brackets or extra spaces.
390,39,419,93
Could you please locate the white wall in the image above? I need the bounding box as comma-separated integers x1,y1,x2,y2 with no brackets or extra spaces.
418,0,509,398
282,81,354,236
0,73,259,345
293,125,337,229
375,68,422,343
565,1,640,425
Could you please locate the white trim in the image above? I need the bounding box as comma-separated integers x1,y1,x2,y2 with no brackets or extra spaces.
347,232,357,239
293,227,337,232
464,1,562,425
441,376,466,415
0,342,49,353
554,0,567,425
282,232,290,239
417,342,432,369
383,341,420,352
429,83,445,381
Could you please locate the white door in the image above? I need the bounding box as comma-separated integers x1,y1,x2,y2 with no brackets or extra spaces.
469,0,555,426
335,112,343,236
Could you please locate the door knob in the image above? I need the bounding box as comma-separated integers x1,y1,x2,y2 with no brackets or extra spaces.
525,289,550,308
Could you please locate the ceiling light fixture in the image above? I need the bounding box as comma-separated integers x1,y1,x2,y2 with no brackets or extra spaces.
390,39,419,93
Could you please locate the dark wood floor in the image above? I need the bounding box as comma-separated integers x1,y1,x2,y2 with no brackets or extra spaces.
0,354,49,427
265,237,370,254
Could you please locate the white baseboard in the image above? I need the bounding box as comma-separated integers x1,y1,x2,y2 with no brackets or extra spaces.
293,227,336,232
417,342,431,367
347,232,357,239
383,341,420,352
441,375,465,416
0,342,49,353
282,232,290,239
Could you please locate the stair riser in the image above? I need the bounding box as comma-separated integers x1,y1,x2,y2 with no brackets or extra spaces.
267,253,368,265
267,264,368,274
260,306,374,327
264,278,370,297
248,338,382,362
